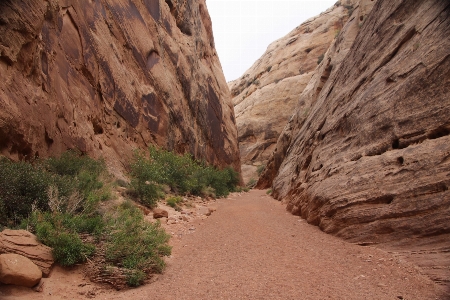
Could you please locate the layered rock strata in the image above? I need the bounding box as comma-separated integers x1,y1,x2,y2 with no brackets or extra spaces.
0,0,240,175
259,0,450,289
229,1,357,183
0,229,54,277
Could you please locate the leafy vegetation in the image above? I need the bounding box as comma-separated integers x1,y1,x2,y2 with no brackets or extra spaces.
129,146,240,206
166,196,183,209
104,203,171,286
0,151,106,228
256,164,266,176
1,146,239,287
246,178,257,189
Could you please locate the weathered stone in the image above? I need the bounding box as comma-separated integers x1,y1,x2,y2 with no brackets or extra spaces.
229,2,358,184
0,253,42,287
0,229,54,277
197,206,211,216
153,208,169,219
259,0,450,288
0,0,241,179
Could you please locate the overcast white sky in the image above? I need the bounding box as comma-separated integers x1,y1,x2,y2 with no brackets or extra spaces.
206,0,337,82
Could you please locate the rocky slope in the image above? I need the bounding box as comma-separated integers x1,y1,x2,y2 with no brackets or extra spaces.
0,0,240,175
229,1,360,183
259,0,450,288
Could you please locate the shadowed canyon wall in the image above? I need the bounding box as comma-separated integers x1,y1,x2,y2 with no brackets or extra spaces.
259,0,450,288
0,0,240,176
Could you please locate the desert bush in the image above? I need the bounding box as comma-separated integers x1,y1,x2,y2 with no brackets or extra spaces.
26,211,96,266
0,151,108,227
2,151,172,287
0,157,52,226
166,196,183,209
246,178,257,189
130,147,240,202
256,165,266,176
104,203,171,285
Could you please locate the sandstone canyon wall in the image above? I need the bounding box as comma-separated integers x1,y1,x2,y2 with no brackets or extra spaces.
259,0,450,288
229,1,362,184
0,0,240,175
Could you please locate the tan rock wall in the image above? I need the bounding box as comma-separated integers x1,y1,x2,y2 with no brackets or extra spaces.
229,2,356,183
260,0,450,287
0,0,240,176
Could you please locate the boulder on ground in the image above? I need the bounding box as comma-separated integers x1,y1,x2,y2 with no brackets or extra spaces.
153,208,169,219
0,229,54,277
0,253,42,287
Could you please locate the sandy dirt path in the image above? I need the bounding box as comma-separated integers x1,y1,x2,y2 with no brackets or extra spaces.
1,189,447,299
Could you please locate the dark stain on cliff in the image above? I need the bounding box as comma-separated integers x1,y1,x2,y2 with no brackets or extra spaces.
142,92,163,132
207,82,224,150
114,89,139,128
144,0,160,21
147,50,160,70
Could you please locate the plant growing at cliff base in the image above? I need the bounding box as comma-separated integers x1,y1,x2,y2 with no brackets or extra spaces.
2,151,172,288
104,202,171,286
166,196,183,210
129,146,240,204
0,151,107,227
246,178,257,189
256,164,266,176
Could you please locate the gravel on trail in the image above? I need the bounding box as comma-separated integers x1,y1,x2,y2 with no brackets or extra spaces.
1,189,447,299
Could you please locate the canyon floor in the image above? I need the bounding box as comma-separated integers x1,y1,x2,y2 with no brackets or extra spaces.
0,189,448,299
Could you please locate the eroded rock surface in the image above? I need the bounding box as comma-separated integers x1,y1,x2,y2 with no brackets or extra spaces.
0,229,54,277
229,1,358,183
0,0,240,176
259,0,450,288
0,253,42,288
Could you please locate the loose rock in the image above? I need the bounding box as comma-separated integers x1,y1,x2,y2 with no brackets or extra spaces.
153,208,169,219
0,253,42,287
0,229,54,277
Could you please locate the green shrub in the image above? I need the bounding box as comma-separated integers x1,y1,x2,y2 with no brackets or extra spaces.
1,151,172,287
46,150,106,199
256,165,266,176
234,186,249,193
0,151,108,227
166,196,183,208
0,157,52,226
266,189,272,195
50,232,95,267
29,212,96,266
130,147,240,201
105,204,171,278
246,178,257,189
125,269,146,287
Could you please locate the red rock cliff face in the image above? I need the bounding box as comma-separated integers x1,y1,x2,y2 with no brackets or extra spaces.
0,0,240,175
260,0,450,288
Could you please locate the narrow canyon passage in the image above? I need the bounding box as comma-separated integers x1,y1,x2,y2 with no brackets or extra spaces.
1,190,446,299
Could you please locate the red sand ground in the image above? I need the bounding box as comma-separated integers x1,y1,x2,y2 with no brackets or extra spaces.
0,189,447,299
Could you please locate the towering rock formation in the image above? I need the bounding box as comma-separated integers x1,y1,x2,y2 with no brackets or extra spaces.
229,2,358,183
259,0,450,288
0,0,240,175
